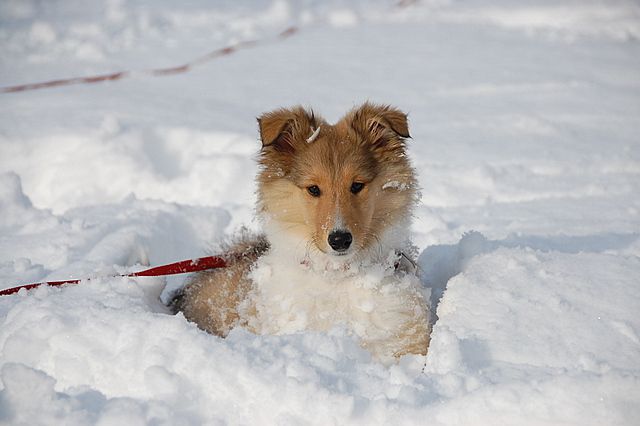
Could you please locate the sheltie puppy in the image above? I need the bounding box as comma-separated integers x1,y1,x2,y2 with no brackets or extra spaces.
171,103,431,362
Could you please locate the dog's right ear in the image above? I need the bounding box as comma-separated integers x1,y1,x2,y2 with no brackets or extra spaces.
257,107,318,154
347,103,410,154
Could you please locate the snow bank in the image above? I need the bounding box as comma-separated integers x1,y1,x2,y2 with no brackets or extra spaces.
1,235,638,424
424,244,640,425
0,172,232,296
0,125,258,214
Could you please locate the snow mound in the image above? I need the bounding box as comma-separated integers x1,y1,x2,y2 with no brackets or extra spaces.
0,173,232,294
2,234,639,424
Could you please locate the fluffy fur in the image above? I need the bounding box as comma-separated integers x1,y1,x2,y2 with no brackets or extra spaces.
171,103,431,362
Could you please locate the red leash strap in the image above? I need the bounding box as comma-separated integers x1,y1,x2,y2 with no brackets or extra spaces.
0,255,227,297
128,256,227,277
1,26,298,94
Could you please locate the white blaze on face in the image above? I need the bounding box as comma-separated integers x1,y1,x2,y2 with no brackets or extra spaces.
332,207,346,233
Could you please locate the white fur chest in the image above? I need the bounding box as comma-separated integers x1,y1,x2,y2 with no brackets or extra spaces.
245,250,430,361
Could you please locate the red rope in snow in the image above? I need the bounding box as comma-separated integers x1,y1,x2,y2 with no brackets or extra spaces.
0,255,228,296
0,0,424,94
0,26,299,94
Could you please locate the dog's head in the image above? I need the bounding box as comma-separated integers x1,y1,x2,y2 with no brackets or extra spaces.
257,103,417,265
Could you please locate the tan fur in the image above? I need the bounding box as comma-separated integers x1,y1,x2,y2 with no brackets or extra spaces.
170,236,267,337
172,103,431,359
257,103,418,258
391,297,431,358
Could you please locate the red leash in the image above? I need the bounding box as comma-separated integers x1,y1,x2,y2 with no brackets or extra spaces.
0,255,227,296
0,26,298,94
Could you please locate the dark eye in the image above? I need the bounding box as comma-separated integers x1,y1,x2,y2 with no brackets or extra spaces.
307,185,321,197
351,182,365,194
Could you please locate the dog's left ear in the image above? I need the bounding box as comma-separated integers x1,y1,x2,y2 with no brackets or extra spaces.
257,107,318,154
348,103,410,151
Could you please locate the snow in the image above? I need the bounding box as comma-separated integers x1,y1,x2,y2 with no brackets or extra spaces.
306,126,321,143
1,0,640,424
382,180,410,191
246,246,430,364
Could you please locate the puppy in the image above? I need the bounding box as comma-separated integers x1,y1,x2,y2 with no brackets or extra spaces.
171,103,431,362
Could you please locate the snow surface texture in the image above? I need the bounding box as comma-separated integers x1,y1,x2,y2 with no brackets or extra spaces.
1,0,640,424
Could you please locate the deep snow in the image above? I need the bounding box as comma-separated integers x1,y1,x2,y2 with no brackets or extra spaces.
1,0,640,425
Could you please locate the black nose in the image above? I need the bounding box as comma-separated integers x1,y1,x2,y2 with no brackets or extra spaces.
328,231,352,252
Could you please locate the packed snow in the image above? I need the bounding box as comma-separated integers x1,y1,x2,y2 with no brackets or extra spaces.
1,0,640,424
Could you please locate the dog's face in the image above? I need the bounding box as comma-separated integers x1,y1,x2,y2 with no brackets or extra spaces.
257,103,417,263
